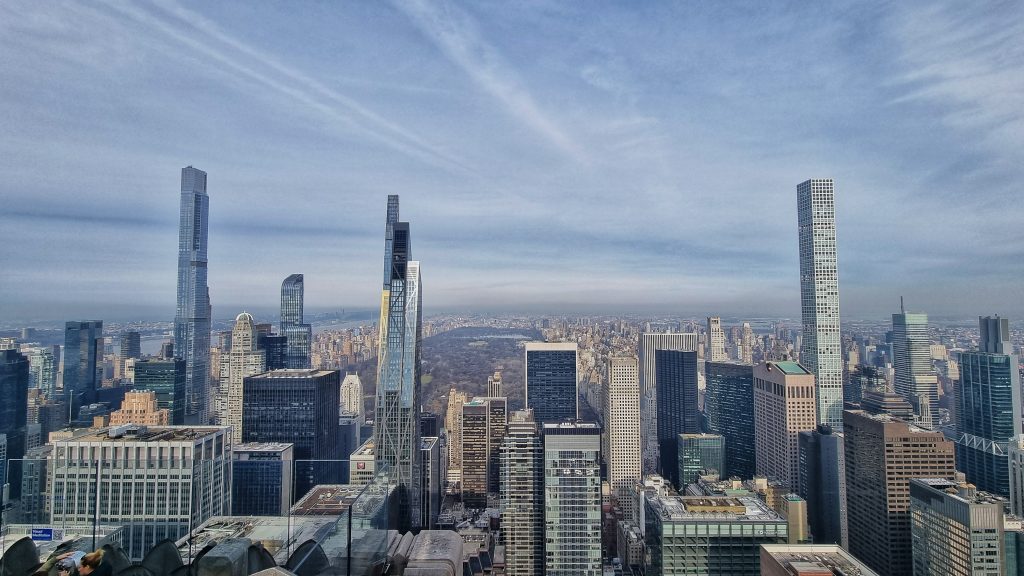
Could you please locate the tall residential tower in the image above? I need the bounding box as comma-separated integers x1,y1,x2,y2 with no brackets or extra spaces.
174,166,211,423
280,274,312,369
373,195,423,531
797,178,842,429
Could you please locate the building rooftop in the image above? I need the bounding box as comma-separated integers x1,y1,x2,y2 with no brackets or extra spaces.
647,495,783,522
252,369,336,379
57,425,228,443
291,485,365,516
175,516,337,565
234,442,294,452
770,361,811,375
352,438,375,457
761,544,880,575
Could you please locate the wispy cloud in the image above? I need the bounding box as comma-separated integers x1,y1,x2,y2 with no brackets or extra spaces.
96,0,470,173
394,0,586,162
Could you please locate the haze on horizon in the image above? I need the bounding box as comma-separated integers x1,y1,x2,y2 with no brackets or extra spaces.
2,1,1022,323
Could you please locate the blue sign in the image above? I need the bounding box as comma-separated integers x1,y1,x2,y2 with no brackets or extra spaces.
31,528,54,541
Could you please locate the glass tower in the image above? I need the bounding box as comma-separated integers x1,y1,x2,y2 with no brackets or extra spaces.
543,421,602,576
655,349,699,487
373,195,423,531
280,274,312,369
798,178,842,429
174,166,211,423
524,342,578,424
955,316,1021,496
892,309,939,427
62,320,103,414
704,360,756,479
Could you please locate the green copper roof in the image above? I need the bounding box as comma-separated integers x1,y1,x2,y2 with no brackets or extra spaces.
773,361,811,375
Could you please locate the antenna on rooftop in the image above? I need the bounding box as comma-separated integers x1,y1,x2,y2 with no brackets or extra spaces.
900,296,905,314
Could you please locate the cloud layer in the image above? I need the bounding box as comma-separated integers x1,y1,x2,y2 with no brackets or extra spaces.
1,1,1021,321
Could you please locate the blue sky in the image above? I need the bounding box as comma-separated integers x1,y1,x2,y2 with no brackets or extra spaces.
1,1,1022,321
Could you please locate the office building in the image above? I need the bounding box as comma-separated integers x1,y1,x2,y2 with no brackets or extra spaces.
62,320,103,414
49,425,231,560
0,346,29,498
19,444,52,524
120,331,141,364
544,421,601,576
349,438,376,486
910,478,1004,575
26,346,58,396
174,166,211,423
797,178,843,430
754,362,817,489
798,424,848,547
226,312,266,439
486,370,502,398
500,409,544,576
340,373,364,420
639,332,698,474
706,317,727,362
955,316,1021,496
373,195,424,531
892,309,939,427
656,349,699,486
133,358,186,425
232,442,294,516
460,397,506,507
109,390,169,425
760,544,880,576
844,409,956,576
740,322,754,364
242,369,341,498
524,342,577,424
606,356,641,517
704,360,756,479
280,274,312,369
1012,436,1024,517
257,333,288,371
645,495,788,575
445,388,468,484
678,433,725,486
420,436,441,529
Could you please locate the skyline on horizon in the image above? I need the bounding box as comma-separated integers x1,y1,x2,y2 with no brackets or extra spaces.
2,2,1022,321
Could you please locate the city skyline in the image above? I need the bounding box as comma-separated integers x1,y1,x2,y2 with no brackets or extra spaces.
2,2,1023,320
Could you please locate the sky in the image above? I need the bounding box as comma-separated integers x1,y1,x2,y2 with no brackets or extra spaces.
1,1,1022,322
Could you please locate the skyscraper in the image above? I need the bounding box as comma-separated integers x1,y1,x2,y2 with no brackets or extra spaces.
62,320,103,414
753,361,817,489
487,370,503,397
445,388,468,484
280,274,312,369
174,166,211,423
798,424,848,548
638,333,698,473
460,397,507,508
226,312,266,439
954,316,1021,496
704,360,756,479
133,358,186,424
524,342,578,423
340,373,364,419
706,317,727,362
910,478,1005,576
500,409,544,576
843,409,956,576
797,178,843,430
655,349,699,487
120,331,141,363
0,345,29,497
544,421,602,576
373,194,423,531
606,355,641,518
242,369,341,497
892,308,939,427
677,433,726,485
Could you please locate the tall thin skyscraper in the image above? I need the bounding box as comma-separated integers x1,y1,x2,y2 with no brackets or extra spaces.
606,356,641,518
373,194,423,531
524,342,578,423
280,274,312,369
638,333,698,474
445,387,468,484
706,317,727,362
0,345,29,498
954,316,1021,495
797,178,843,430
62,320,103,415
174,166,211,423
892,307,938,427
500,409,544,576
